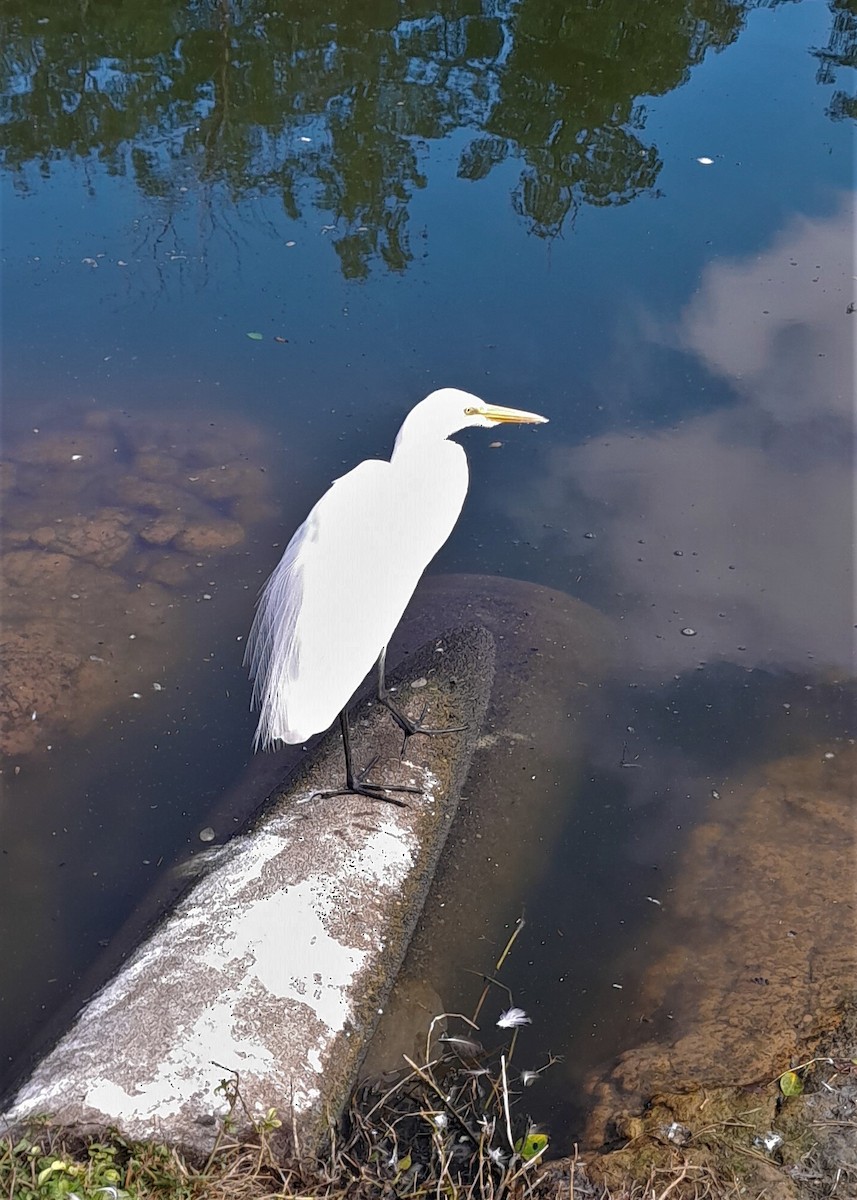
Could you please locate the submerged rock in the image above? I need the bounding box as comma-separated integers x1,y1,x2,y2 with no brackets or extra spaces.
3,549,74,589
0,624,82,755
138,515,187,546
0,406,277,757
32,511,134,568
110,475,206,516
173,518,245,552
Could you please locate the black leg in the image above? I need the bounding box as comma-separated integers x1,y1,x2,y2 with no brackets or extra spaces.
375,645,465,740
315,710,420,807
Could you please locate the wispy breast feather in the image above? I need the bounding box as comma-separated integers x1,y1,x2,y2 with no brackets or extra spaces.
244,514,311,748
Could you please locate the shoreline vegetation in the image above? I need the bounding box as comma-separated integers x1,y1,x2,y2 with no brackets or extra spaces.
3,1002,853,1200
3,920,853,1200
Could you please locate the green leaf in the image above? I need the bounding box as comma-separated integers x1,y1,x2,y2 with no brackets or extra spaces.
37,1161,67,1184
514,1131,548,1160
246,331,264,340
779,1070,804,1096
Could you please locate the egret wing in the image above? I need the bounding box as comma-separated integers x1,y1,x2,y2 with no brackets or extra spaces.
246,460,402,745
247,444,467,747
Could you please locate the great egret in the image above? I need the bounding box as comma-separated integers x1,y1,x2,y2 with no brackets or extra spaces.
245,387,547,801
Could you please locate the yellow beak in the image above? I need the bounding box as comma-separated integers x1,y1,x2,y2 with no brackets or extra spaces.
479,404,548,425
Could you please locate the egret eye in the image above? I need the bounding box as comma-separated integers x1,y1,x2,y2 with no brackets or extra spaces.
464,406,477,415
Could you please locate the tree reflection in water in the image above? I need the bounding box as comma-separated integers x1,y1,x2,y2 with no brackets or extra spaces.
2,0,829,273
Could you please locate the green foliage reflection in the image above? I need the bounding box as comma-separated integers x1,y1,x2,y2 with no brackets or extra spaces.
1,0,843,276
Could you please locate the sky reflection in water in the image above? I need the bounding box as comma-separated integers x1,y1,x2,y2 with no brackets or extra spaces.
0,0,854,1144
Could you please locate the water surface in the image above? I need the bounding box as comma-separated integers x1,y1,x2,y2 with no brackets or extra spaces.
1,0,853,1146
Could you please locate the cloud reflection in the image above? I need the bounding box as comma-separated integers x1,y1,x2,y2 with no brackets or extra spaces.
535,196,855,675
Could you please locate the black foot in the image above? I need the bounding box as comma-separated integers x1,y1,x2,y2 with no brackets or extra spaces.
379,695,466,739
316,782,415,807
315,755,420,807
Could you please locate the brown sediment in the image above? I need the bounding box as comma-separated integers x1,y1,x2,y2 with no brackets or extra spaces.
0,406,276,757
579,742,856,1195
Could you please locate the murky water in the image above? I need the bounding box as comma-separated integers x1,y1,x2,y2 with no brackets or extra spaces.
1,0,853,1150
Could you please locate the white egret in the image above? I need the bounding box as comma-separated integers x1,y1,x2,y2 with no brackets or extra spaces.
245,387,547,802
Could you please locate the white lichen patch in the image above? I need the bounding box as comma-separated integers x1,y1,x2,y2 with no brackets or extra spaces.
401,763,440,802
350,819,416,887
0,682,482,1160
86,998,278,1120
204,883,370,1032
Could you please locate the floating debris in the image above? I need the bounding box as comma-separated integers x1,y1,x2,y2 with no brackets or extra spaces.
665,1121,691,1145
497,1007,530,1029
754,1131,784,1154
778,1070,804,1097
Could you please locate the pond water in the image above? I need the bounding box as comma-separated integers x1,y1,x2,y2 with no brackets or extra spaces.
1,0,854,1150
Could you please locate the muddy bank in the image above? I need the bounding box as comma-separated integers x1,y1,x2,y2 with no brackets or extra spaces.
570,1002,857,1198
576,741,856,1196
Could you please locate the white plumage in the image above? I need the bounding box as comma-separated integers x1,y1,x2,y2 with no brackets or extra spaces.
245,387,547,752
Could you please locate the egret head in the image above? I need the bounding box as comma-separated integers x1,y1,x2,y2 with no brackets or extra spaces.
394,388,548,450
